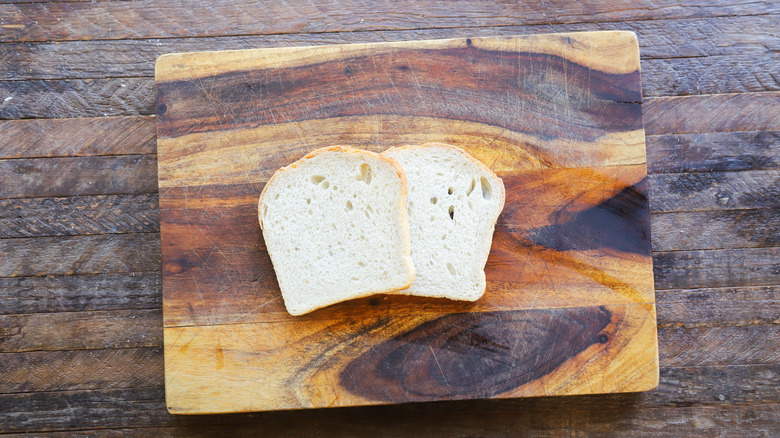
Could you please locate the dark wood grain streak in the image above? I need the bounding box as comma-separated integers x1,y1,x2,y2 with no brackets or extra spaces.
1,0,774,43
341,307,613,401
1,347,163,394
0,309,162,353
1,365,778,434
0,116,156,159
647,131,780,174
3,15,777,81
156,47,641,140
0,272,161,315
0,155,157,199
651,208,780,251
523,181,650,255
0,233,160,278
0,194,159,238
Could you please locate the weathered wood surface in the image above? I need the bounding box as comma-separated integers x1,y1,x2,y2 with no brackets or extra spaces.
1,1,778,436
155,32,658,413
4,15,778,80
2,0,775,42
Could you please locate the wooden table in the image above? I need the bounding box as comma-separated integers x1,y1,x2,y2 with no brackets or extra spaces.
1,2,778,436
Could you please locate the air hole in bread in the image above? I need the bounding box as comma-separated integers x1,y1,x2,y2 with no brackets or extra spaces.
358,261,366,267
322,181,330,189
346,200,353,211
366,205,374,215
446,262,457,275
448,205,455,220
467,178,476,196
448,187,453,195
306,198,311,204
430,196,437,205
356,163,372,185
310,175,325,185
480,177,492,200
274,193,280,200
442,234,447,240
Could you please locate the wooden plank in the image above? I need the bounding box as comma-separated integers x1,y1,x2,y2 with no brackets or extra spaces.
0,309,161,353
0,272,161,315
644,92,780,135
0,155,157,199
4,190,777,249
0,194,159,238
2,231,771,293
0,124,775,185
1,281,772,357
0,325,772,419
1,365,777,433
646,131,780,174
649,169,780,213
660,325,780,367
1,0,774,43
0,347,162,394
0,233,161,277
650,208,780,251
3,15,777,80
7,404,777,438
641,53,780,96
0,116,156,158
2,55,775,120
0,77,155,119
653,247,780,290
3,84,777,131
656,285,779,328
0,322,772,395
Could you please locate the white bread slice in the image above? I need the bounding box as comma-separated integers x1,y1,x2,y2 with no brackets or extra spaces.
382,143,505,301
258,146,415,315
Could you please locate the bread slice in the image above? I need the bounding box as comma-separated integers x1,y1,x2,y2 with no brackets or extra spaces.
382,143,505,301
258,146,415,315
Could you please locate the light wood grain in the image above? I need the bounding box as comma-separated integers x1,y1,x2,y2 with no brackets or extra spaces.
156,31,657,413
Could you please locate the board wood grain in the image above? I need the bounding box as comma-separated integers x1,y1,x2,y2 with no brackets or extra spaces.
156,31,658,414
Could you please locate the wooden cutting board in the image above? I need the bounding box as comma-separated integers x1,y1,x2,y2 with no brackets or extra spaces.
156,31,658,414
